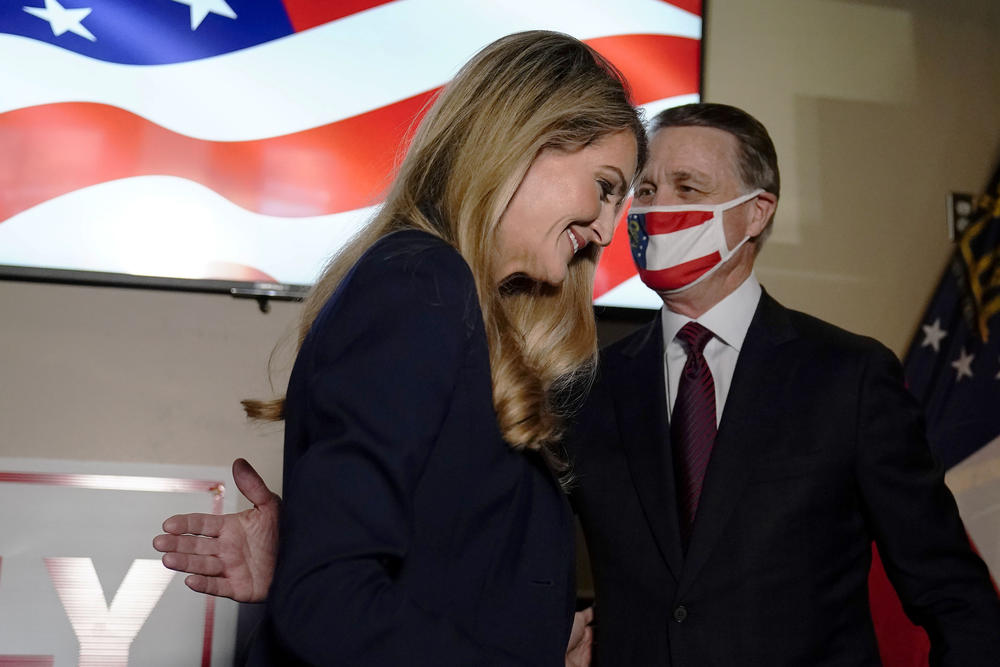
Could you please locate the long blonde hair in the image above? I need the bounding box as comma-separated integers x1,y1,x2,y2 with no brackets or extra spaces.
246,31,646,466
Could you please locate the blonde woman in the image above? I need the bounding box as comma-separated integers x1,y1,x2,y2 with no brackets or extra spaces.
157,31,644,665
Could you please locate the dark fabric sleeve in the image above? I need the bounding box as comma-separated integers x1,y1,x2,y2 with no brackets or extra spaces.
854,343,1000,666
267,241,528,665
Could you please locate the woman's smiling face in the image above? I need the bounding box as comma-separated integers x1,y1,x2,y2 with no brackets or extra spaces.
493,130,638,286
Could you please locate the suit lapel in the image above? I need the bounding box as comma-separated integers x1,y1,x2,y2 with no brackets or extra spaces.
677,292,798,596
612,316,685,580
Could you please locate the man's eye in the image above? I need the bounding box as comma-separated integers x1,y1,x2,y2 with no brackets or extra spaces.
635,186,654,199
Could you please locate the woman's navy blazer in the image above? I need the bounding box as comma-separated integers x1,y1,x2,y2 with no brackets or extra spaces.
247,230,575,665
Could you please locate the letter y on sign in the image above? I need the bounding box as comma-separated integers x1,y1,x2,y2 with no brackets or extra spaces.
45,558,174,667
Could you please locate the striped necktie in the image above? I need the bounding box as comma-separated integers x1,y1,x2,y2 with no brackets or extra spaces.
671,321,717,549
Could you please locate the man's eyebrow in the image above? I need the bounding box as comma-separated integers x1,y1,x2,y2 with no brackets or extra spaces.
673,169,709,183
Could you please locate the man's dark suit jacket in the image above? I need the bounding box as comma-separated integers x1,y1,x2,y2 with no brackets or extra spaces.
572,291,1000,666
247,230,575,665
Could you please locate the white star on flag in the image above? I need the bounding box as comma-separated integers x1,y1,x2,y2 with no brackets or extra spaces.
171,0,237,30
23,0,96,42
921,318,948,352
951,348,975,381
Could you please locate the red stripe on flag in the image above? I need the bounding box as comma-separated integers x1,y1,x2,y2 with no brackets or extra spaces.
0,93,434,221
639,251,720,288
662,0,702,16
594,164,715,298
280,0,398,32
594,206,636,299
1,34,695,227
644,209,713,235
868,544,929,667
587,34,700,106
869,536,999,667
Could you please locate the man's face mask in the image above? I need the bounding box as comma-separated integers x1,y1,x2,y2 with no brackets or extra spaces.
627,189,764,294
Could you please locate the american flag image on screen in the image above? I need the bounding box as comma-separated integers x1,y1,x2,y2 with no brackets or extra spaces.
0,0,702,309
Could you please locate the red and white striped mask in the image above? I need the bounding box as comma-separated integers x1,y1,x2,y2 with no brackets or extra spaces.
626,189,763,293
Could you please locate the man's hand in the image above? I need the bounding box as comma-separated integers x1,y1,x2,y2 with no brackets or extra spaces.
565,606,594,667
153,458,280,603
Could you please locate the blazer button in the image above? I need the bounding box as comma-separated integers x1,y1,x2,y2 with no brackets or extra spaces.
673,605,688,623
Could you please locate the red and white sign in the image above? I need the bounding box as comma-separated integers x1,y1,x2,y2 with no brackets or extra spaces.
0,458,238,666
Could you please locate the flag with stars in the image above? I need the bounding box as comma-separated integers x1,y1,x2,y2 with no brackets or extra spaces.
868,163,1000,667
904,164,1000,471
0,0,701,306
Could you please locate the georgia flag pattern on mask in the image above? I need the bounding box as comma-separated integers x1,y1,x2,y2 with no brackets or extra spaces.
627,189,763,293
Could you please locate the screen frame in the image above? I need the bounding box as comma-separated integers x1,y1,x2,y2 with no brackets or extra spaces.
0,1,707,319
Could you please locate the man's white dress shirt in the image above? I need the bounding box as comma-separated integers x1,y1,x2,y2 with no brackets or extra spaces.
661,274,762,425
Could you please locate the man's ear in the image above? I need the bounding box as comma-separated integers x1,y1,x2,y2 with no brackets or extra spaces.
748,191,777,237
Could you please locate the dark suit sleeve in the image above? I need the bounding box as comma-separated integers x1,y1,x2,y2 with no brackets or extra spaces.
268,244,526,665
854,343,1000,665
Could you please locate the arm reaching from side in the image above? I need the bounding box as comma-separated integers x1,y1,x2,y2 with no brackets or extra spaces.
153,458,280,603
565,607,594,667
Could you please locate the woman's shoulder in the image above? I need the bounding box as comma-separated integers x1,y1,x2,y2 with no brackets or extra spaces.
309,229,479,343
366,228,466,271
342,229,469,299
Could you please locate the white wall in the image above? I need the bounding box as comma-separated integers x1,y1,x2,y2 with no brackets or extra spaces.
0,282,295,493
712,0,1000,352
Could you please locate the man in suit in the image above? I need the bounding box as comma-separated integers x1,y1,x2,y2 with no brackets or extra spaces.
156,103,1000,665
570,102,1000,665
